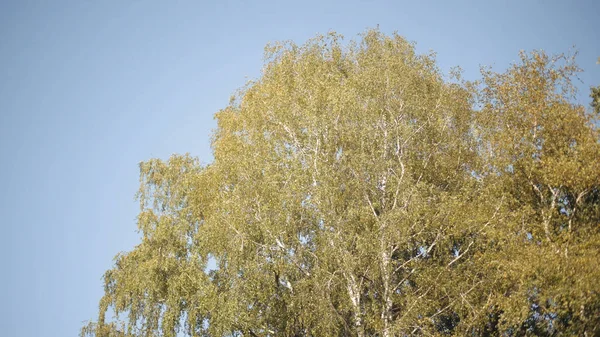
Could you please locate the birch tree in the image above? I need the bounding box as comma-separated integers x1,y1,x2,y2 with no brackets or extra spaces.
82,30,600,337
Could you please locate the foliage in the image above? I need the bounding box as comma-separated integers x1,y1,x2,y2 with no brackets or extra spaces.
590,57,600,115
82,30,600,337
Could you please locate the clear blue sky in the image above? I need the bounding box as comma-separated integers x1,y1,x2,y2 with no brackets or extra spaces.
0,1,598,336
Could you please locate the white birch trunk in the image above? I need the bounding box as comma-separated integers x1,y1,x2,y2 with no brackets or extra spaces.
346,273,364,337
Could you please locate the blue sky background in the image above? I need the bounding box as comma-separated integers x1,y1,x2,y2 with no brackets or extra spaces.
0,1,598,336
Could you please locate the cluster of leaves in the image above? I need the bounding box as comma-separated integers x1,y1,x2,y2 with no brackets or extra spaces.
590,57,600,115
82,30,600,337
